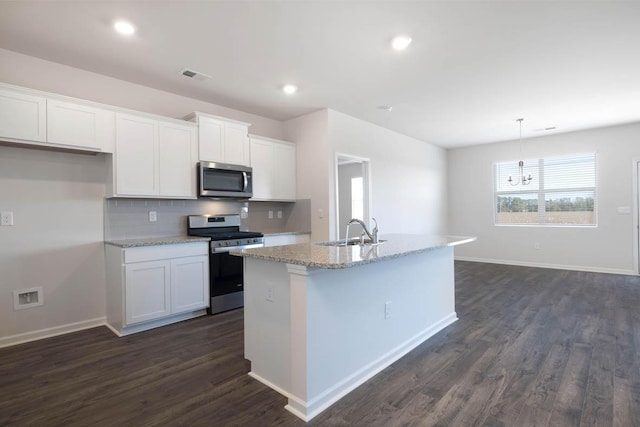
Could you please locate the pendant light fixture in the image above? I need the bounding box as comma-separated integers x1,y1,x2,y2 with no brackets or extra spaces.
508,118,533,186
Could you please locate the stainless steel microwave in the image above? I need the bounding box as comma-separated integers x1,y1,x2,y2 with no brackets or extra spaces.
199,161,253,198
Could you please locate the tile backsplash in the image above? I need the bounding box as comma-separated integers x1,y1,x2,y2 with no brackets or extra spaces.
104,198,311,240
245,199,311,234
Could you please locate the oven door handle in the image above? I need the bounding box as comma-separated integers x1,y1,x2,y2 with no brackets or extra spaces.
212,243,264,253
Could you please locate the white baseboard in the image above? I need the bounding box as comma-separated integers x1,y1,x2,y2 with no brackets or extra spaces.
284,312,459,422
107,309,207,337
248,372,293,400
0,317,106,349
454,256,637,276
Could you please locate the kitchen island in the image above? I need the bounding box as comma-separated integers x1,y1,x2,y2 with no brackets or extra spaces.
231,234,475,421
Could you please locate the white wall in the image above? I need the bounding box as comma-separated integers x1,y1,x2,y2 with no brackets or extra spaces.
328,110,448,240
448,122,640,274
283,110,330,241
0,146,106,342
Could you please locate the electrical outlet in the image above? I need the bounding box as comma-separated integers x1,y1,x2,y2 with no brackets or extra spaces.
268,210,274,219
149,211,157,222
534,242,541,250
318,208,324,219
266,287,274,302
384,301,392,320
1,211,14,226
277,210,283,219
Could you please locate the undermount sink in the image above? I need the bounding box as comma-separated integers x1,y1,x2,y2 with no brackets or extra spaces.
316,239,387,247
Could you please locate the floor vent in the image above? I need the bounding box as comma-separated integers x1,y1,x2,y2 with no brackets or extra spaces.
13,287,43,310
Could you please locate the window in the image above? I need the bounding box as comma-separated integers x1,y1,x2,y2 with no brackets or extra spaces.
494,153,596,226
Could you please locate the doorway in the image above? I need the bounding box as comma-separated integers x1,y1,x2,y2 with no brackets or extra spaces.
335,153,371,239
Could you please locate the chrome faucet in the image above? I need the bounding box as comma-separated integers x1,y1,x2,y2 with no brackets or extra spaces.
345,218,378,246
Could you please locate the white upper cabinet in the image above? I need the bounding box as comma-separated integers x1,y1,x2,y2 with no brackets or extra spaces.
158,121,197,198
47,99,115,151
0,84,115,152
198,115,224,162
111,113,197,199
186,112,251,166
115,113,158,196
273,142,297,200
250,135,297,201
223,121,250,166
0,88,47,142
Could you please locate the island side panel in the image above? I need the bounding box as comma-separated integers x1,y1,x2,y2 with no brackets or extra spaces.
289,246,457,420
243,257,292,394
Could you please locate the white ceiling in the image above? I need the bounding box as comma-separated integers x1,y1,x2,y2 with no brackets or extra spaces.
1,1,639,148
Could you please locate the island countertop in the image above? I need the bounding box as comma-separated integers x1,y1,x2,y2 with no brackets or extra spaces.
230,234,476,269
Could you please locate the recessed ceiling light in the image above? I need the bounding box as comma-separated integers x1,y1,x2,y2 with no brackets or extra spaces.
283,84,298,95
114,20,135,36
391,35,412,51
377,105,393,112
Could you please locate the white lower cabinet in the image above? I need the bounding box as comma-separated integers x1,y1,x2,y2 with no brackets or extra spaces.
125,260,172,325
106,242,209,336
170,256,209,313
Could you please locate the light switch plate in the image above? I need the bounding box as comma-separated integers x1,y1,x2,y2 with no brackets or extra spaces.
149,211,157,222
1,211,14,226
617,206,631,215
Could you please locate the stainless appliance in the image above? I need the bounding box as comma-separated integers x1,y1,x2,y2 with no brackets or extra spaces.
187,214,263,314
199,161,253,198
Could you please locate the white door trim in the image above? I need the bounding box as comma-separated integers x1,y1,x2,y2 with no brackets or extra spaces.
632,158,640,275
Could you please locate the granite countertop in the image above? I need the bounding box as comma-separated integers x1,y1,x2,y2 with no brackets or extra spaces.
105,236,210,248
230,234,476,269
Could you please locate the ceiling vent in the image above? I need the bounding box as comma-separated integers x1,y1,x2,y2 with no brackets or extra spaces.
179,68,211,81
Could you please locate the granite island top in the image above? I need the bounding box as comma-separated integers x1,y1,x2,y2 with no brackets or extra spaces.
105,235,210,248
230,234,476,269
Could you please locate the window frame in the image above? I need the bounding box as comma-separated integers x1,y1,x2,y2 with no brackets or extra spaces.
493,152,598,228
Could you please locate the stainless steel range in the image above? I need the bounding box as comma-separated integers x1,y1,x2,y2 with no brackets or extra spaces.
187,214,263,314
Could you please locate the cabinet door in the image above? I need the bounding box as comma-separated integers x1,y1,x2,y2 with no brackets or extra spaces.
0,89,46,142
171,255,210,314
158,122,196,198
198,116,224,162
115,113,158,196
223,122,250,166
273,143,297,200
47,99,115,151
249,138,273,200
125,260,171,325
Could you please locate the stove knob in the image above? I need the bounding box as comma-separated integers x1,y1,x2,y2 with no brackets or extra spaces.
236,240,241,245
223,241,229,246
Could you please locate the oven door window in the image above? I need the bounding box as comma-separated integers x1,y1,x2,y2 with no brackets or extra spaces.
210,252,243,296
202,169,245,192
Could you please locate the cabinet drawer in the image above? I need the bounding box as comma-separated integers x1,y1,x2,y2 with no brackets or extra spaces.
123,242,208,263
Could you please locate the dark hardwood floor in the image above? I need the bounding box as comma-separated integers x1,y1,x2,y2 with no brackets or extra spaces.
2,261,640,426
